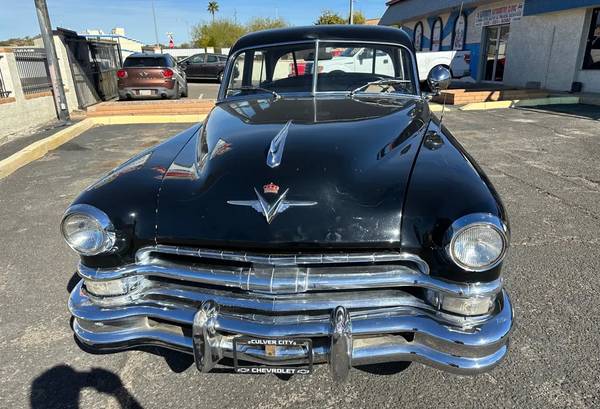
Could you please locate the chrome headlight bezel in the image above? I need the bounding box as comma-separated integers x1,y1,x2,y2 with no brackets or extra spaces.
444,213,509,272
61,204,116,256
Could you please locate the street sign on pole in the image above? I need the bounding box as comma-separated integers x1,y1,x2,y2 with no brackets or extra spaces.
34,0,69,122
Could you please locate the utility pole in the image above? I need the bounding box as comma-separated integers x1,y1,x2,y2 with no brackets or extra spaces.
34,0,69,122
349,0,354,24
151,0,161,52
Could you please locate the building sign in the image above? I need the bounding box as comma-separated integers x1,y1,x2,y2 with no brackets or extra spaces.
475,3,524,27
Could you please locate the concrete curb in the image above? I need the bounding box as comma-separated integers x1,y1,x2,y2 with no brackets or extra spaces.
0,114,207,180
459,96,581,111
91,114,205,125
0,119,95,180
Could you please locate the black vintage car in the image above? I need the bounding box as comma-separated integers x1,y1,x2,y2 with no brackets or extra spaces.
64,25,513,380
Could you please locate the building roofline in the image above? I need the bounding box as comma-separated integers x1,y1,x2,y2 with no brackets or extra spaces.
80,33,144,44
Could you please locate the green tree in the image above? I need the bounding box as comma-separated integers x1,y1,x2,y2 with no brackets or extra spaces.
192,19,246,48
351,10,366,25
315,10,346,25
207,1,219,22
246,17,288,33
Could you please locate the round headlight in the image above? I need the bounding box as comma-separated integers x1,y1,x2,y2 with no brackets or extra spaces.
61,204,115,256
445,214,508,272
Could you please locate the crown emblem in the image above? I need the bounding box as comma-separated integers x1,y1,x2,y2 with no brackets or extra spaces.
263,182,280,195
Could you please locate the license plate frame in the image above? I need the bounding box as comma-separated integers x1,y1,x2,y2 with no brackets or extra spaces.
138,89,153,96
232,337,313,375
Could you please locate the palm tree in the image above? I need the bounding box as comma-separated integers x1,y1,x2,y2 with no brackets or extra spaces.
207,1,219,22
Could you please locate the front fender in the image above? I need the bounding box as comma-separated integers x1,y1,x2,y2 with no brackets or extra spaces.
401,119,508,283
70,124,201,267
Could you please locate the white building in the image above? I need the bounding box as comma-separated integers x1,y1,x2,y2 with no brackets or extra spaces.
81,28,144,60
380,0,600,93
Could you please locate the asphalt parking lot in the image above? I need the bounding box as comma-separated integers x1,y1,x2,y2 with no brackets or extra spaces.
1,105,599,408
186,81,220,99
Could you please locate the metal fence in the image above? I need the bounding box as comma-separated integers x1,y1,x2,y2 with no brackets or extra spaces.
14,48,52,95
0,56,10,98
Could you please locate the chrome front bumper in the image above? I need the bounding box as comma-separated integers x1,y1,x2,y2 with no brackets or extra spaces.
68,246,513,380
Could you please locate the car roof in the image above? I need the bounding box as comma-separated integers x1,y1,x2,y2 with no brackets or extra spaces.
229,25,414,55
127,53,167,58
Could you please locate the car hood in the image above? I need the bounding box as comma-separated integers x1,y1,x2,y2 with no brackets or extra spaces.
156,95,429,249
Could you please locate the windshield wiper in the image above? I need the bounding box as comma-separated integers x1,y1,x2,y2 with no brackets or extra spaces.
229,86,281,100
349,79,412,97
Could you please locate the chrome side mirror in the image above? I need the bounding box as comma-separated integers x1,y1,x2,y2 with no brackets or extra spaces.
427,66,451,95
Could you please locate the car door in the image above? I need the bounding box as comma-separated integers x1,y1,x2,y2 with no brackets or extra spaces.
204,54,221,77
184,54,205,78
169,55,185,86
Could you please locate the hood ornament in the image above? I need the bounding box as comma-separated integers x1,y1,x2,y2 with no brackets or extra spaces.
228,186,317,224
263,182,280,195
266,120,292,168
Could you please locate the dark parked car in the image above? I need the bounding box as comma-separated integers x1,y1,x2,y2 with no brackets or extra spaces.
117,53,188,100
64,25,513,381
179,53,227,82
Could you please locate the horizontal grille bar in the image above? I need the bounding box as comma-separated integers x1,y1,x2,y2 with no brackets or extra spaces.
79,259,502,297
138,245,430,273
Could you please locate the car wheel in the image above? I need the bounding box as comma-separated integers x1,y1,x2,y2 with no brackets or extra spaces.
217,71,224,83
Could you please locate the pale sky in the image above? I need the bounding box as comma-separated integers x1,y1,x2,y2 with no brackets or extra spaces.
1,0,387,44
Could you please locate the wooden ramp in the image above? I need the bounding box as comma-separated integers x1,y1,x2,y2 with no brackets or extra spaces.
433,89,550,105
86,99,216,117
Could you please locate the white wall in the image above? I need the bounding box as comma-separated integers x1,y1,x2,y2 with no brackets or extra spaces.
504,8,589,91
53,35,79,111
0,51,58,140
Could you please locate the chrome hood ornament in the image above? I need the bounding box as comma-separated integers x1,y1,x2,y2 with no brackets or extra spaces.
228,184,317,224
266,120,292,168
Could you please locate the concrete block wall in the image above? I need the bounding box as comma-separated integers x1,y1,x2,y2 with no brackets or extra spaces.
504,8,589,91
0,49,57,140
0,35,80,140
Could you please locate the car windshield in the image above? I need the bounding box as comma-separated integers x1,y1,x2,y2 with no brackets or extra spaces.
224,41,416,99
124,57,166,67
340,47,360,57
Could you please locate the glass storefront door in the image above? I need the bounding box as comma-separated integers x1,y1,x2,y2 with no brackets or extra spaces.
483,24,510,82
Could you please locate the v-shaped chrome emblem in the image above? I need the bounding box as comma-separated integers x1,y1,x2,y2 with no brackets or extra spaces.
227,187,317,224
266,120,292,168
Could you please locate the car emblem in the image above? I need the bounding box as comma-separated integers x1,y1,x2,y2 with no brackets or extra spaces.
263,182,279,195
227,187,317,224
139,71,149,77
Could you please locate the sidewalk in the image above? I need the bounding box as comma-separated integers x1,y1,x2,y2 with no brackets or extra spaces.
0,120,71,161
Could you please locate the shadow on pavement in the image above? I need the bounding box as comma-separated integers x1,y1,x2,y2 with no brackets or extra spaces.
30,365,143,409
515,104,600,120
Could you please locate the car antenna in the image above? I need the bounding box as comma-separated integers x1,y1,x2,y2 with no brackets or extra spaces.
439,92,447,125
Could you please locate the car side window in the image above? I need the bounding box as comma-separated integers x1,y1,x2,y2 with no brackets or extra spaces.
360,49,373,59
207,55,218,63
189,54,205,64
